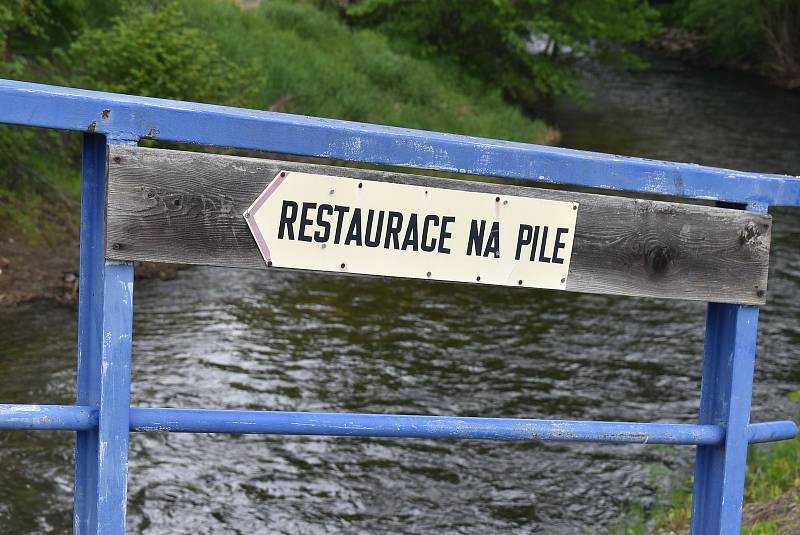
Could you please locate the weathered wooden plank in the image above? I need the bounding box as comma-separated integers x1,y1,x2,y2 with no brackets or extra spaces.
105,146,771,304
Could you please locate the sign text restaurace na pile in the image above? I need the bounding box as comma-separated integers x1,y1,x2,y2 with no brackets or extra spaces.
276,200,571,263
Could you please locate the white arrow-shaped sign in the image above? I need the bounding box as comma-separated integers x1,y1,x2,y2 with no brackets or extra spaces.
244,170,578,290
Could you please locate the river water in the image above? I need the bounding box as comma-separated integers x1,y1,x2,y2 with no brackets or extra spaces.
1,56,799,534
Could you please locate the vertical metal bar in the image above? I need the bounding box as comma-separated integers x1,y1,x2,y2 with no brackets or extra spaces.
74,133,105,532
95,261,133,533
691,303,760,534
74,133,134,534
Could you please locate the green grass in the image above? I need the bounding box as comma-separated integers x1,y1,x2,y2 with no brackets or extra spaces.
0,126,82,242
746,434,800,504
608,478,693,535
177,0,549,143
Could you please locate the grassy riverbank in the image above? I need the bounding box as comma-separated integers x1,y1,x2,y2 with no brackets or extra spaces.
611,396,800,534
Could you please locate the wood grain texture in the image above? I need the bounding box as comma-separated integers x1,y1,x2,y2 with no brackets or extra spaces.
106,146,772,304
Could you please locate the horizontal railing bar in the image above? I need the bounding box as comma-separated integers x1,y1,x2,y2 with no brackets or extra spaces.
129,408,724,444
0,404,794,445
0,404,98,430
0,79,797,207
747,420,798,443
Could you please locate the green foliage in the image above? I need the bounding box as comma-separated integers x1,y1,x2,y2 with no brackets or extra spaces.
334,0,660,103
61,3,263,106
1,0,94,72
0,0,48,78
0,122,82,242
175,0,548,140
608,501,647,534
0,0,97,200
746,436,800,503
608,475,693,535
743,521,780,535
0,0,80,199
659,0,800,88
680,0,765,61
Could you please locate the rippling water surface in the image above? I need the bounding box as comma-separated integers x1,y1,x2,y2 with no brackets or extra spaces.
1,56,799,533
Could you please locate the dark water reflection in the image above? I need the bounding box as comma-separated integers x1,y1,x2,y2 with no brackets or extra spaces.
0,56,799,533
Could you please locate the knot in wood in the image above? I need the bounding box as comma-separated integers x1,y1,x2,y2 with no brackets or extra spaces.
644,245,674,276
739,221,760,245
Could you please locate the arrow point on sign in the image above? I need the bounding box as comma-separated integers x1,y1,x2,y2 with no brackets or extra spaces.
244,170,290,263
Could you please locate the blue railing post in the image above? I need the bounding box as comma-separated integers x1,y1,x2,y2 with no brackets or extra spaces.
691,303,760,534
74,133,135,534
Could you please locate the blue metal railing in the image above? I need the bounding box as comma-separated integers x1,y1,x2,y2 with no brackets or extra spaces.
0,79,797,534
0,403,795,444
